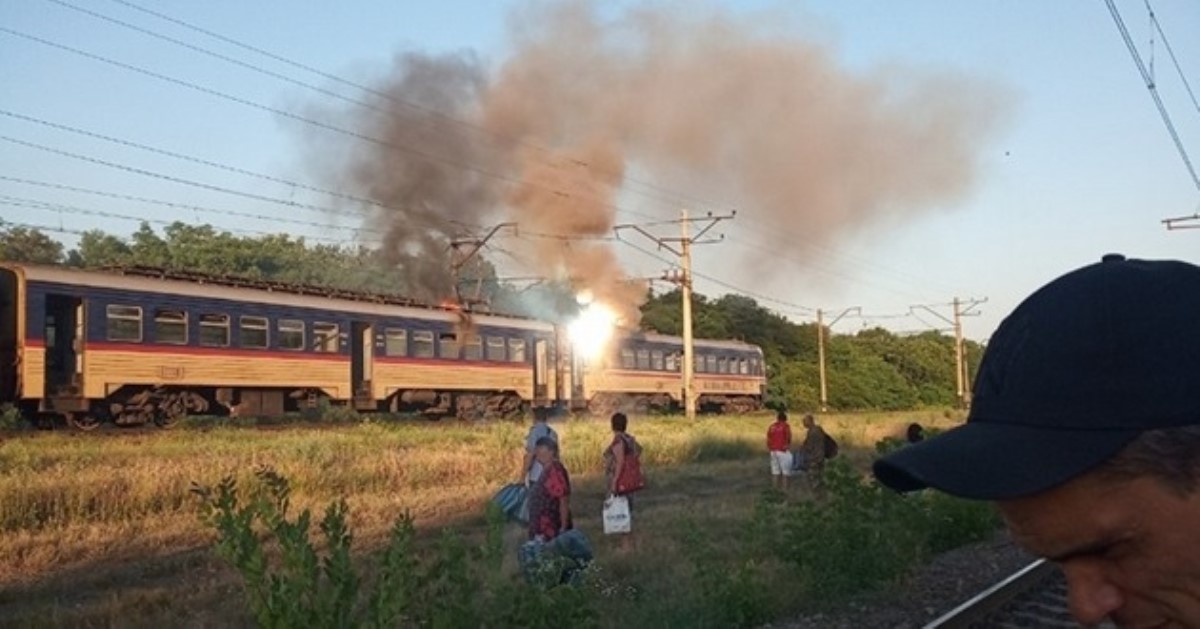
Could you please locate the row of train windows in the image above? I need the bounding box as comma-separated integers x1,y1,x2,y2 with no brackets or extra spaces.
103,305,529,361
382,329,526,362
106,305,338,352
615,348,762,375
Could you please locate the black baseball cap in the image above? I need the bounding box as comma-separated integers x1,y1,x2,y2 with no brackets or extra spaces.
873,254,1200,500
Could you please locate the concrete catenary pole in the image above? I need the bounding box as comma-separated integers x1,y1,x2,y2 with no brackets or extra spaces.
681,209,697,420
817,306,860,412
613,210,735,421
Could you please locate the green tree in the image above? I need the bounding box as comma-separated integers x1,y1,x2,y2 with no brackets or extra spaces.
0,226,64,264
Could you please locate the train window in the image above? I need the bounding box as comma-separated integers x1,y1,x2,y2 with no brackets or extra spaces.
665,352,678,372
439,333,459,359
199,314,230,347
508,338,526,362
278,319,305,351
706,354,718,373
748,358,758,375
620,348,635,369
313,322,339,353
717,357,728,374
240,316,268,348
106,305,142,342
486,336,506,361
385,328,407,356
694,354,705,373
154,309,187,345
739,358,749,375
636,349,650,370
651,350,664,371
463,334,483,360
413,330,434,358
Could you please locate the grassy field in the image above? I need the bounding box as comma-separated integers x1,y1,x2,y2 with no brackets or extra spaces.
0,410,966,627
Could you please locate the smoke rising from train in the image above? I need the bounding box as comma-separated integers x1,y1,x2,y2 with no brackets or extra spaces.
317,1,1007,322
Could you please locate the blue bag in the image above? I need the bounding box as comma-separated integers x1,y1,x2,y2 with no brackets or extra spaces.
491,483,529,524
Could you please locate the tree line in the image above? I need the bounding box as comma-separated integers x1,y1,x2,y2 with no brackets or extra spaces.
0,222,982,411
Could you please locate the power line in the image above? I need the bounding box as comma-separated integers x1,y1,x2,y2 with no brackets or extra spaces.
0,195,375,246
0,109,470,228
1104,0,1200,190
0,25,667,226
1143,0,1200,117
0,134,377,221
98,0,729,215
0,176,373,236
617,236,815,315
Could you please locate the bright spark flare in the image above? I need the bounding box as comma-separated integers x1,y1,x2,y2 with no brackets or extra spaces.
568,301,618,362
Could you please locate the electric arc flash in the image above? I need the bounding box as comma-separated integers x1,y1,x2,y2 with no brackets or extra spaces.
568,301,617,362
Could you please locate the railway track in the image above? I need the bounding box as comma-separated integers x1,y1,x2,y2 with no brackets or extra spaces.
925,559,1117,628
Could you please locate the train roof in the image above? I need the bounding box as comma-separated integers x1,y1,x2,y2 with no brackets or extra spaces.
2,263,555,332
631,330,764,353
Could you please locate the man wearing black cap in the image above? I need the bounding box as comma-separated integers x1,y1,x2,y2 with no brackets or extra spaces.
874,254,1200,628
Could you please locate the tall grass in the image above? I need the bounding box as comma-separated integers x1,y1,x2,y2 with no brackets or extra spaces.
0,410,972,627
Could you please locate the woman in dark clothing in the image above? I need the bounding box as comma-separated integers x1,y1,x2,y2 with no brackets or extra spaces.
527,436,572,541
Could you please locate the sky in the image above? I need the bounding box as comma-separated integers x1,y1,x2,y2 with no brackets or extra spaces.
1,0,1198,341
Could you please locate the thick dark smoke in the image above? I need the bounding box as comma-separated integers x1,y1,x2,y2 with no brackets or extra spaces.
319,1,1006,322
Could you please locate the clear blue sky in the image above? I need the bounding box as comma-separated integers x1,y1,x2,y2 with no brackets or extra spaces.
2,0,1198,340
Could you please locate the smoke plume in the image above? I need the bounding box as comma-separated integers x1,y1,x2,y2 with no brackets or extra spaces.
321,1,1006,322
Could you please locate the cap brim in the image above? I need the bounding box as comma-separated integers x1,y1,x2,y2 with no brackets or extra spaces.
872,422,1141,500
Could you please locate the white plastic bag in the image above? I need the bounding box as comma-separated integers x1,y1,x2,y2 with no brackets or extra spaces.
602,495,631,535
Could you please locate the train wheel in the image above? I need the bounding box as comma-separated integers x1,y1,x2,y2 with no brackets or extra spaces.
67,412,102,431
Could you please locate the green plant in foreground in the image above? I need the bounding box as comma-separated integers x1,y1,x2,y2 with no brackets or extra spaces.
0,404,28,430
192,467,598,628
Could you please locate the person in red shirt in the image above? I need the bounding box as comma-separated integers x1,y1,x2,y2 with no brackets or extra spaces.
527,436,573,541
766,411,794,490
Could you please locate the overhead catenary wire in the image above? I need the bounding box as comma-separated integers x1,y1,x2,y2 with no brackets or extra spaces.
1104,0,1200,190
0,195,381,246
95,0,731,216
6,10,970,305
0,25,668,226
1143,0,1200,117
4,6,988,328
0,109,474,229
0,176,374,236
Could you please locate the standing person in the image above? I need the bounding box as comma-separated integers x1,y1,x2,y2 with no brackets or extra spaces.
603,412,642,549
766,411,794,490
527,436,572,542
800,414,828,489
905,423,925,444
873,255,1200,628
518,406,557,486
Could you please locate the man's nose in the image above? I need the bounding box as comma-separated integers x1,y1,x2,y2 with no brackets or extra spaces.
1061,559,1123,625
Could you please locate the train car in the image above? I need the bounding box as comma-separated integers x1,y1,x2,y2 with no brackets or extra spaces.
0,264,559,428
0,263,767,428
577,332,766,414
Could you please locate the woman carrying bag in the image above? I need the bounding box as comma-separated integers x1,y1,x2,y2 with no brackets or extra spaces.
602,412,644,549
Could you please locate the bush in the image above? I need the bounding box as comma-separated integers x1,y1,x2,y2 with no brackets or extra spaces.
192,467,597,628
777,458,998,600
0,404,28,430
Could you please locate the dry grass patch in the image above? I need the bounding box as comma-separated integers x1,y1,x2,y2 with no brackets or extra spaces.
0,410,966,627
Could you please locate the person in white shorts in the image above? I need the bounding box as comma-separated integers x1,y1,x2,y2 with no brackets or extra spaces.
766,411,794,490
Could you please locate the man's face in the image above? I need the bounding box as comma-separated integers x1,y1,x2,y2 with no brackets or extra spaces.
998,471,1200,627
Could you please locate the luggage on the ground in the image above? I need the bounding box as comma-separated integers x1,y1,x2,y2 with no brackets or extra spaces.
519,529,593,586
491,483,529,524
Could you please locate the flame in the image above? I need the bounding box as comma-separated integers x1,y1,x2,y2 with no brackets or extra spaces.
568,300,618,362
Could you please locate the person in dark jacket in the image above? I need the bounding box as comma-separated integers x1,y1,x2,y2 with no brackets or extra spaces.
873,255,1200,628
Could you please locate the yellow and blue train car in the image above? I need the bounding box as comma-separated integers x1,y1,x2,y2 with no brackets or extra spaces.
0,264,558,428
0,263,766,428
580,332,766,414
